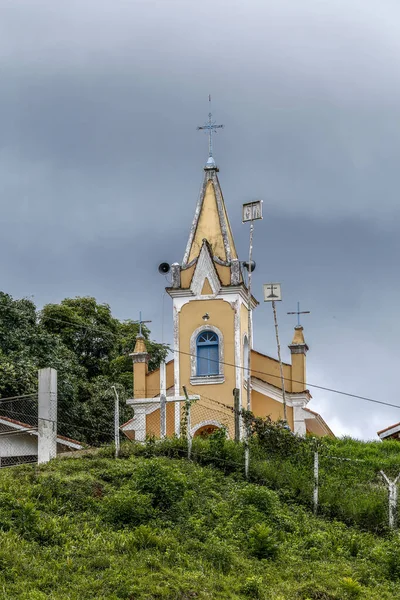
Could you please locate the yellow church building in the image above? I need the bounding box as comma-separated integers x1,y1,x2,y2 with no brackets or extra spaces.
122,146,333,441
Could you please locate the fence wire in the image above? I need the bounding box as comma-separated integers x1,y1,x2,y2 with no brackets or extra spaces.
0,396,39,467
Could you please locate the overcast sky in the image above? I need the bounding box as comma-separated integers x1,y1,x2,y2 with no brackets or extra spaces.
1,0,399,440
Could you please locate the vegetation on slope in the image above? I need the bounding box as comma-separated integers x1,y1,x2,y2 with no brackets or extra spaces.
0,293,168,444
1,444,400,599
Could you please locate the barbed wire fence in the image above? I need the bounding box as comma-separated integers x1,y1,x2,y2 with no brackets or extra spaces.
120,388,400,532
0,368,399,533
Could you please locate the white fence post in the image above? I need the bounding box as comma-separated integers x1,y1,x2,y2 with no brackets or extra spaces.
380,471,400,530
38,368,57,464
313,450,319,515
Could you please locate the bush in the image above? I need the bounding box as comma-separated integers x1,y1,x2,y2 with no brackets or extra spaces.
102,490,156,527
340,577,362,599
133,459,187,512
237,484,279,515
202,536,235,573
248,523,279,559
241,575,264,598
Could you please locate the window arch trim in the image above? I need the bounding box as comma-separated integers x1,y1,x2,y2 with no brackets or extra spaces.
190,325,224,385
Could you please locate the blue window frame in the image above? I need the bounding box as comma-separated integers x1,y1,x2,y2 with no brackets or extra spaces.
196,331,219,376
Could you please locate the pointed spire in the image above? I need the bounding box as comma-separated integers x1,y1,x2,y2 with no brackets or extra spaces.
183,168,238,266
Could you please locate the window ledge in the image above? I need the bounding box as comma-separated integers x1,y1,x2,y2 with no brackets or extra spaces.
190,374,225,386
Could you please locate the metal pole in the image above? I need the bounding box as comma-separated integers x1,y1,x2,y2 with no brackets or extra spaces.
272,300,287,422
111,386,120,459
313,450,319,515
183,386,192,460
233,388,240,442
245,220,254,480
246,220,254,412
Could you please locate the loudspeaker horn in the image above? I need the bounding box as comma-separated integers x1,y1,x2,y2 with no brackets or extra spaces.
243,260,256,273
158,262,171,274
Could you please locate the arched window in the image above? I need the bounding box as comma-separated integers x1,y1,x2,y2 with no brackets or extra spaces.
196,331,219,376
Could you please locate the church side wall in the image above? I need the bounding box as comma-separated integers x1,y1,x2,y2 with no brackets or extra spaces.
252,390,294,430
251,350,293,393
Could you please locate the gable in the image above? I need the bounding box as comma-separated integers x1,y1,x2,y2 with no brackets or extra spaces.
190,242,221,296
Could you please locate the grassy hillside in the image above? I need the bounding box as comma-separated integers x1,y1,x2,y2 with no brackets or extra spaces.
1,441,400,599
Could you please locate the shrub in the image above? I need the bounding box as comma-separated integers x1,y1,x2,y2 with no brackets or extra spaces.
133,459,187,512
340,577,362,599
133,525,162,549
203,536,235,573
241,576,264,598
102,490,155,527
237,484,279,515
248,523,279,559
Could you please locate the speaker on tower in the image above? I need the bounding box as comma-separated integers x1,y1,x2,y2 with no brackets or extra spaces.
158,262,171,274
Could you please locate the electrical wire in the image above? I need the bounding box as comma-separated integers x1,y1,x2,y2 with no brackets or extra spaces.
0,302,398,411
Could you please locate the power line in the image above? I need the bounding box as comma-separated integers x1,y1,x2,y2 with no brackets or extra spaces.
0,302,398,412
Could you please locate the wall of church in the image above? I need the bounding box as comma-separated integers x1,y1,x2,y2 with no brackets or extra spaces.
251,350,293,393
146,403,176,438
252,390,294,430
179,298,236,407
145,360,174,397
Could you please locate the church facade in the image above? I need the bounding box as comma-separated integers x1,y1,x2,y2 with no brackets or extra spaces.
122,152,333,441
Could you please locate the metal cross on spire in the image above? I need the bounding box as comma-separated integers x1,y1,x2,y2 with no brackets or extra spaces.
134,311,152,337
197,95,224,160
287,302,310,327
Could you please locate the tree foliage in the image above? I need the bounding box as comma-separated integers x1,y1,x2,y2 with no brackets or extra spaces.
0,292,169,444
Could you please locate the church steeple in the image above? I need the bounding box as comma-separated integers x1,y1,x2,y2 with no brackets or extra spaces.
182,165,238,267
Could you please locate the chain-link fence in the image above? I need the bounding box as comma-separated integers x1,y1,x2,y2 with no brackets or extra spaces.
0,394,39,467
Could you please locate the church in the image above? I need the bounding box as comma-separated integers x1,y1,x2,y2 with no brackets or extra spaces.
122,117,333,442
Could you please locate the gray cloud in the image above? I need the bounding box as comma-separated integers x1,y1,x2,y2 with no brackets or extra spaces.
0,0,399,440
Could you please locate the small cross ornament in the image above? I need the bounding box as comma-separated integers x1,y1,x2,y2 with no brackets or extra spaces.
287,302,310,327
197,95,224,159
134,311,152,337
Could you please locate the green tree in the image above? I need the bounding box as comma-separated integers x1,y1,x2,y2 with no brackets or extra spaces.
0,293,169,445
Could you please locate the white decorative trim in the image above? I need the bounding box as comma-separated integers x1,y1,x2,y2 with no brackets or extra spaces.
243,333,249,384
292,401,307,437
189,324,224,381
190,374,225,385
250,377,310,408
190,243,220,297
168,285,258,308
182,175,208,266
173,303,180,436
234,300,241,391
191,420,229,438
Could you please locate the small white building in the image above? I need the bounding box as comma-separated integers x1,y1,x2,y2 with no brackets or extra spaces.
0,415,83,467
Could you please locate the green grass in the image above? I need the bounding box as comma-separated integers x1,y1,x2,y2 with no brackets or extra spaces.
0,440,400,599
